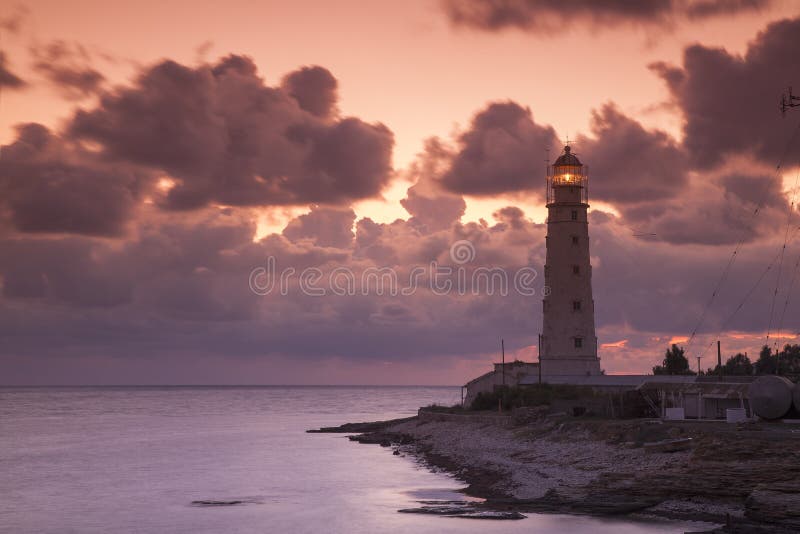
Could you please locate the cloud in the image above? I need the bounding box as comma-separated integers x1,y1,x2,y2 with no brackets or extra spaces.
0,123,146,236
1,27,798,384
0,51,26,89
437,101,557,196
0,5,28,34
281,65,338,119
0,198,794,383
578,104,689,204
69,55,394,209
423,98,782,246
651,16,800,169
626,171,788,245
0,236,133,306
443,0,770,34
1,55,395,239
401,138,466,232
283,206,357,248
30,40,105,99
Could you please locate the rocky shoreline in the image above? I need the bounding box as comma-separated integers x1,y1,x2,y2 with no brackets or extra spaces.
309,410,800,533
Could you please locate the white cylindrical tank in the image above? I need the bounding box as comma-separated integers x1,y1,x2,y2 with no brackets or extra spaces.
793,381,800,414
748,376,794,420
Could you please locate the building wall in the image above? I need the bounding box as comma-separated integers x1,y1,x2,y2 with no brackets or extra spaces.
654,385,751,419
540,184,601,377
463,362,539,406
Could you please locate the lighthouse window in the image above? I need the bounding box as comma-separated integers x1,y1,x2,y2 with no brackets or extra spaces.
572,300,581,311
574,337,583,349
571,235,579,245
571,210,578,221
572,265,580,275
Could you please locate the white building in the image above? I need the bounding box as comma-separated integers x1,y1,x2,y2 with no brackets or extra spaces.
463,146,603,404
539,145,602,378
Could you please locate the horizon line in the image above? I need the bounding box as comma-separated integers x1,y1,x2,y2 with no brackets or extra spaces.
0,384,462,388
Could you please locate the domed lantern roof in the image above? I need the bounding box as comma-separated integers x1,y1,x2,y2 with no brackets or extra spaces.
553,145,582,167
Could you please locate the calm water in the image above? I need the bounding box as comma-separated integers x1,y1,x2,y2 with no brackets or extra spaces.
0,387,713,533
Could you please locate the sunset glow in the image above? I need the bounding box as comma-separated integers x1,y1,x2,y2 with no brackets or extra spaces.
1,0,800,385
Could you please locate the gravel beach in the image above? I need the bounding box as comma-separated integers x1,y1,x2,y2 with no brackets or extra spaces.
318,411,800,533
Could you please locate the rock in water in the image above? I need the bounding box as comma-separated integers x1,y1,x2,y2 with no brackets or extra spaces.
748,376,793,420
398,506,524,520
398,501,525,520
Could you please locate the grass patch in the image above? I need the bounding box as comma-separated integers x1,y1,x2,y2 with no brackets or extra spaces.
470,384,596,411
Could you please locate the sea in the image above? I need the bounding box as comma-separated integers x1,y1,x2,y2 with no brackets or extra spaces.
0,386,716,533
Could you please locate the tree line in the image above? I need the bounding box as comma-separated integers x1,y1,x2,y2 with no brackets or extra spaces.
653,343,800,379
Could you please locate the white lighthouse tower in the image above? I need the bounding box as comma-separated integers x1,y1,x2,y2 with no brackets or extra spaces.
540,145,602,377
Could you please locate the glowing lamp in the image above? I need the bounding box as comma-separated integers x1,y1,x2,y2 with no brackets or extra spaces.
546,145,589,205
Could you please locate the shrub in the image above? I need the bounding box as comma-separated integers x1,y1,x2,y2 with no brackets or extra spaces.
470,384,594,411
422,403,464,413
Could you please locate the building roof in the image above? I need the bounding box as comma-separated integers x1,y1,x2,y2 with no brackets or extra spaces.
518,374,698,387
553,145,582,167
463,370,495,388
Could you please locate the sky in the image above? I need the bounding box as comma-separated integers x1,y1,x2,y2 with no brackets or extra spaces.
1,0,800,385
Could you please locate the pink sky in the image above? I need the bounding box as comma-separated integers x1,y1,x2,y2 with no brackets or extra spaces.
1,0,799,384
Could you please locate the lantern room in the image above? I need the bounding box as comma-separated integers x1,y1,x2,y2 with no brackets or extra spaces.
546,145,589,205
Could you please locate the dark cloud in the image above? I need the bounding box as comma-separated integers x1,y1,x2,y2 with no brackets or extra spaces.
0,206,539,364
599,165,790,246
578,104,689,204
719,172,787,209
0,209,261,311
402,181,466,232
30,40,105,99
684,0,769,19
443,0,770,33
418,95,783,246
492,206,527,230
283,206,356,248
281,65,338,119
0,236,133,306
0,123,145,236
401,138,466,232
0,51,26,89
68,55,394,209
0,196,796,382
652,16,800,168
0,5,28,34
630,178,778,245
438,101,557,196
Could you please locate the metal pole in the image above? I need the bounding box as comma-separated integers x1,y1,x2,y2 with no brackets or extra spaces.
696,356,701,375
538,334,543,384
501,338,505,387
717,340,722,377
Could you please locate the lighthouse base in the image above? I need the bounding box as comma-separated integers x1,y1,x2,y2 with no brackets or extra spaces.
539,356,602,378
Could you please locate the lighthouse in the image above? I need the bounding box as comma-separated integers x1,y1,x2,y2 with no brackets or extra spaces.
540,146,602,377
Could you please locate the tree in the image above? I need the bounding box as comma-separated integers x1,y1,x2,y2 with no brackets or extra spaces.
754,345,777,375
751,344,800,378
719,353,753,375
653,344,695,375
776,344,800,378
